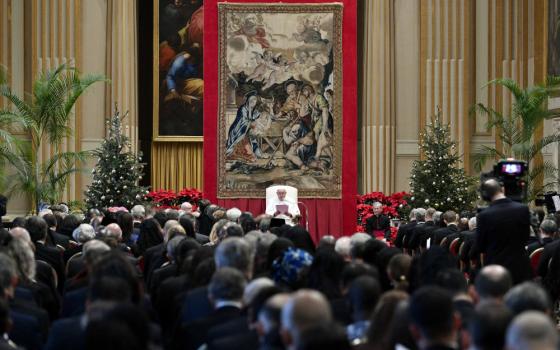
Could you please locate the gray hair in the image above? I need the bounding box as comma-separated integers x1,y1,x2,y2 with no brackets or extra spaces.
433,211,443,224
83,239,111,266
208,267,247,302
506,311,558,350
504,282,551,316
372,202,382,208
166,236,185,262
468,217,477,230
72,224,96,243
415,208,426,222
104,223,122,241
131,205,146,220
6,235,35,282
540,219,557,235
243,277,275,306
334,236,351,259
215,237,254,278
226,207,242,222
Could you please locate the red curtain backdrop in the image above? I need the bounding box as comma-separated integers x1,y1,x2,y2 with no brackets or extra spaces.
203,0,358,242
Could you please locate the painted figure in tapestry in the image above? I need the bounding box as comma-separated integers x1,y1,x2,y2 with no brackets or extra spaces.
221,8,341,196
158,0,204,136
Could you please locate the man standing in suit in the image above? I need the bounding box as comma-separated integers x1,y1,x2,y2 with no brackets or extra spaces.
476,179,532,284
365,202,391,240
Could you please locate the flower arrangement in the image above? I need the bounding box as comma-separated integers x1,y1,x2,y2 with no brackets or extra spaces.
145,188,203,210
356,191,412,232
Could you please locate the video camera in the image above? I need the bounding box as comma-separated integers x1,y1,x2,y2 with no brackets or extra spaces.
480,159,528,202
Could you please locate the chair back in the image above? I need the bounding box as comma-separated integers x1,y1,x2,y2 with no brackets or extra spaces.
529,247,544,275
65,251,83,277
449,238,461,256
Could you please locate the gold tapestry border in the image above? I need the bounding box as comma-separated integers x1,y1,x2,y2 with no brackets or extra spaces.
217,2,344,199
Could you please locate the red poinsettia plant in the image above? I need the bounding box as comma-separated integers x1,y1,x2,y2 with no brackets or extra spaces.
355,191,412,232
146,188,203,210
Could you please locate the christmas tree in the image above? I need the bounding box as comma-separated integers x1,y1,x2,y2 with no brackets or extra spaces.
409,111,477,212
84,108,148,209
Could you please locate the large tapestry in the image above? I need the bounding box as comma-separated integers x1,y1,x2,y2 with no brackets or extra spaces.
153,0,204,140
549,0,560,77
217,3,343,198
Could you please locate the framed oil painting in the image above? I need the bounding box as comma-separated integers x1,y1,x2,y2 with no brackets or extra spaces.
217,3,343,198
153,0,204,141
549,0,560,113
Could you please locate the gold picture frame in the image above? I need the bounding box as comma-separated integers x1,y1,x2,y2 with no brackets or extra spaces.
217,2,343,198
153,0,204,142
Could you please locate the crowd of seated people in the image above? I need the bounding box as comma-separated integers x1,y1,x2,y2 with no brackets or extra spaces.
1,200,560,350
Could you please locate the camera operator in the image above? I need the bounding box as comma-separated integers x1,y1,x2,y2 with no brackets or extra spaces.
476,178,532,285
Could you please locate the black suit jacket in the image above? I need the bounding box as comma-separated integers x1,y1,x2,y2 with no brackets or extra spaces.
527,237,553,256
408,221,437,250
365,214,391,238
195,233,210,245
178,286,213,325
433,224,459,247
537,239,560,278
35,243,65,285
394,221,417,249
10,310,43,350
476,198,532,284
180,305,243,350
43,315,85,350
143,243,166,282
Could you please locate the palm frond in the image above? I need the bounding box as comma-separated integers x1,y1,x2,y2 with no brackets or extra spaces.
472,146,507,171
485,78,525,100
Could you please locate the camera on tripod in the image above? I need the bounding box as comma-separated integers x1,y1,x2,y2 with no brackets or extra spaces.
480,159,528,202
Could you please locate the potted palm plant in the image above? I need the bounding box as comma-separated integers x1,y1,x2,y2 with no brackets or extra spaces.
472,77,560,201
0,64,106,213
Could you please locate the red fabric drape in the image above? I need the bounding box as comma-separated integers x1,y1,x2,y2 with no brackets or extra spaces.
203,0,358,242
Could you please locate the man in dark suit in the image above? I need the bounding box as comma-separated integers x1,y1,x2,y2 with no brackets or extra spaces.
25,217,65,287
394,209,419,249
408,208,438,252
0,195,6,229
365,202,391,240
179,267,245,350
476,179,532,284
433,210,460,247
527,219,557,255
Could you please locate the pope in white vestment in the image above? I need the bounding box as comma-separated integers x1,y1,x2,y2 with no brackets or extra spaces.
265,188,300,225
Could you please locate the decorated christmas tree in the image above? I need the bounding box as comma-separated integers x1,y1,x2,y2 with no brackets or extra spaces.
84,108,148,209
409,111,477,212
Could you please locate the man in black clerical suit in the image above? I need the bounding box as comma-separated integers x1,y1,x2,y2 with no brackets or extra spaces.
365,202,391,240
476,179,532,284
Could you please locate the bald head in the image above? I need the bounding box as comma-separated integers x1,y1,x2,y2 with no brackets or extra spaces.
281,290,332,348
9,227,31,244
506,311,558,350
481,178,504,201
475,265,512,300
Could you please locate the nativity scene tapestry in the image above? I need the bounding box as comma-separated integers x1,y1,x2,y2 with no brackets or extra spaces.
217,3,343,198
